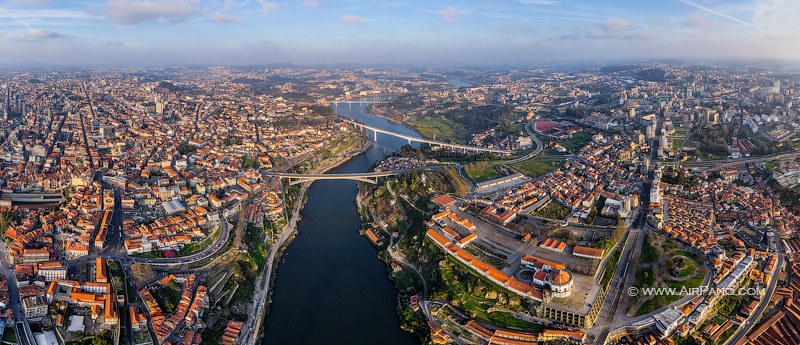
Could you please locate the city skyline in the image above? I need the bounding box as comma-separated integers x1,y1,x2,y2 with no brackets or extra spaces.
0,0,798,66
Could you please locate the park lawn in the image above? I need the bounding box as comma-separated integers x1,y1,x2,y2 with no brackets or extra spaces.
764,161,779,171
666,272,704,290
465,164,502,183
677,260,697,277
672,138,684,150
441,258,542,332
640,234,658,265
636,293,683,316
510,158,560,178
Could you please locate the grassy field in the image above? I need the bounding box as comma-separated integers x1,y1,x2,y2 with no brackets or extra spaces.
640,234,658,265
530,201,570,220
509,158,560,178
413,117,466,142
764,161,779,171
465,163,502,183
558,131,592,152
671,138,684,150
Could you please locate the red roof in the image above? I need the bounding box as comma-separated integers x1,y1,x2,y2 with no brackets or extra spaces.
432,194,456,207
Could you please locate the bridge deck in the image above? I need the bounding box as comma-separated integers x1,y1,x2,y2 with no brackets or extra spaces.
344,119,513,155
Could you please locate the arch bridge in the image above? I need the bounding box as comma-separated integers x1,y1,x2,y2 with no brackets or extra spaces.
265,166,446,185
343,119,513,155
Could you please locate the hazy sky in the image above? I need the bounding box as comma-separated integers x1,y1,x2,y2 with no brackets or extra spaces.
0,0,798,65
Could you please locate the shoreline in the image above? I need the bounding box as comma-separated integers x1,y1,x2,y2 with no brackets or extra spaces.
248,133,373,345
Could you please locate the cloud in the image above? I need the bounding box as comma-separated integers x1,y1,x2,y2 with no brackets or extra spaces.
602,17,631,32
681,15,714,28
302,0,320,8
257,0,278,12
432,6,469,23
105,0,201,25
625,31,660,40
581,16,661,41
340,15,366,25
676,0,766,33
24,28,65,40
209,13,238,23
585,27,605,39
7,0,52,4
749,0,800,35
519,0,558,4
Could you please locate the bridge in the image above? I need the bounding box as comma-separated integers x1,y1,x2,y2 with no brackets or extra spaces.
330,100,382,106
661,150,800,169
265,166,445,185
343,119,514,155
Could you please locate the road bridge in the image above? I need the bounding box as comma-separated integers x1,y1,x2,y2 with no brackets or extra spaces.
264,167,443,185
343,119,514,155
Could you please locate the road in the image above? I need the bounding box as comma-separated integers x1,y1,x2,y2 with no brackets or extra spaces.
0,237,35,345
494,120,544,166
673,149,800,169
343,119,514,155
79,82,96,169
126,210,231,267
242,182,308,345
725,246,784,345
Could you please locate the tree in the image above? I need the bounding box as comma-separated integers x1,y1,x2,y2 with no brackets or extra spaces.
91,331,112,345
130,263,154,286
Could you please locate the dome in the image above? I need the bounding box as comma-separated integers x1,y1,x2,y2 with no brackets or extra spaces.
548,269,572,286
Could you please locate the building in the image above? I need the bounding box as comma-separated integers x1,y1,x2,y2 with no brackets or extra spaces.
21,248,49,264
572,246,604,260
547,269,574,298
95,257,108,283
36,261,67,281
22,295,47,321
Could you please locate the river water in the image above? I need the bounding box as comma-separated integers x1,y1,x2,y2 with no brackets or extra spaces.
262,102,421,345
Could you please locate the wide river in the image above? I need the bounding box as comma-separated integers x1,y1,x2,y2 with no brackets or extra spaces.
262,101,421,345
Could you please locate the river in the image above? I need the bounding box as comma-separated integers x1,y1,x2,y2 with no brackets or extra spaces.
262,101,421,345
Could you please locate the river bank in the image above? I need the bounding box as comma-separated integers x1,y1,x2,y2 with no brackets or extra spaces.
244,131,373,345
261,102,422,345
